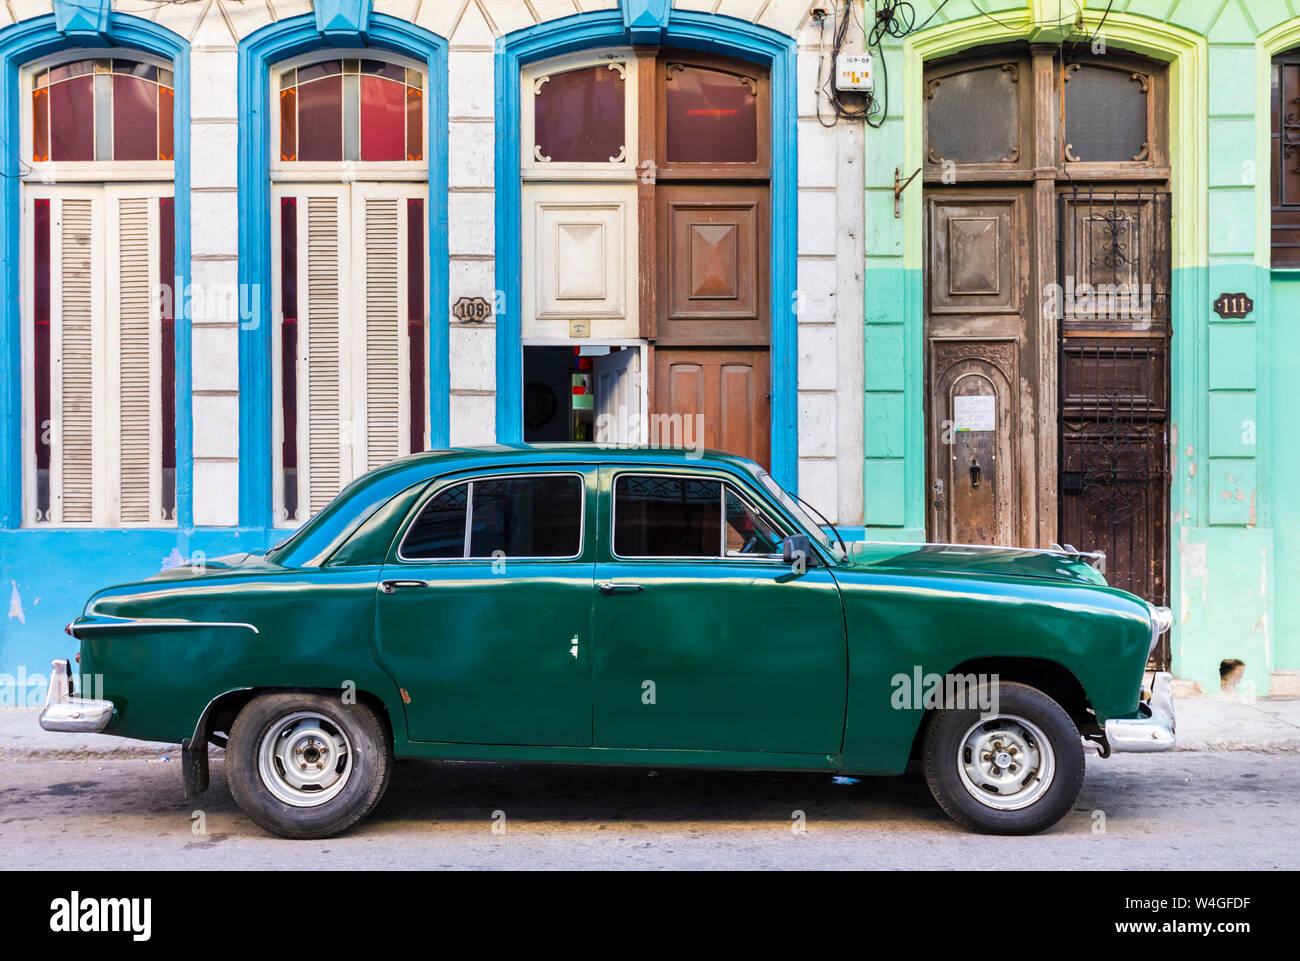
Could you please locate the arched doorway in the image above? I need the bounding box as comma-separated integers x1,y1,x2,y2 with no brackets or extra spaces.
922,43,1172,661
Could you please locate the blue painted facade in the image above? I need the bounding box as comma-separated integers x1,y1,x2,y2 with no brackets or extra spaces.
0,1,814,694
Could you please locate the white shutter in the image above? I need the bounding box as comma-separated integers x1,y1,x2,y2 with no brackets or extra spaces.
300,191,349,517
354,186,418,475
111,195,162,524
273,184,426,526
24,185,172,527
53,196,97,524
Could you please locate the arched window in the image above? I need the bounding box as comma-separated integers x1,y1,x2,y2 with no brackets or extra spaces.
23,53,177,527
269,54,429,526
31,58,174,163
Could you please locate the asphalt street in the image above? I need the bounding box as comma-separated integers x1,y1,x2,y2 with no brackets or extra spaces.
1,750,1295,869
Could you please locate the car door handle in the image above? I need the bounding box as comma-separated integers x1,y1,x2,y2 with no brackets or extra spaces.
599,582,644,596
379,579,429,594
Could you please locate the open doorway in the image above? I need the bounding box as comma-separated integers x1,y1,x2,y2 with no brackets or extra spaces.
523,344,644,445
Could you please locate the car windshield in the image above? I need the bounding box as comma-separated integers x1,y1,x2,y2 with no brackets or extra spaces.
754,470,845,561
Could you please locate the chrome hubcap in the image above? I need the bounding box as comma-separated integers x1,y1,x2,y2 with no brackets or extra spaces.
957,714,1056,811
257,712,353,808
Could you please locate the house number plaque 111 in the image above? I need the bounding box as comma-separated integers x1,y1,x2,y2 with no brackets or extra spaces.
1213,293,1253,319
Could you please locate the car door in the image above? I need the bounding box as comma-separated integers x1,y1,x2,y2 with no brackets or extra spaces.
374,468,596,745
591,468,848,755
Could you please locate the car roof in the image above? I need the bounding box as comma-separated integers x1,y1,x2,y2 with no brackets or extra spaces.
370,443,763,479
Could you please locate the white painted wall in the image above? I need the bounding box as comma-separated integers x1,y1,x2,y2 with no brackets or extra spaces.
9,1,864,524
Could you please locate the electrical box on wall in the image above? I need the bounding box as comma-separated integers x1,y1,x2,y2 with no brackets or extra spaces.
835,51,874,93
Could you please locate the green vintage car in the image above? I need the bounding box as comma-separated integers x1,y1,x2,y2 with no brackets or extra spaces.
41,445,1174,837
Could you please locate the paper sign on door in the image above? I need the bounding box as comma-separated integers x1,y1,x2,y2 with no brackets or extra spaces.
953,395,996,432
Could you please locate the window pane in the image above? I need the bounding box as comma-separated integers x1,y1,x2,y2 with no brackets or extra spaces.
112,74,159,162
360,75,406,161
925,64,1019,165
49,74,94,161
468,475,582,558
32,88,49,161
159,197,176,521
297,75,343,161
279,197,299,522
407,198,425,452
665,65,757,163
405,85,423,161
158,85,174,160
280,87,297,161
33,198,51,522
403,483,468,558
724,486,782,555
533,64,625,163
1064,65,1149,163
614,474,721,557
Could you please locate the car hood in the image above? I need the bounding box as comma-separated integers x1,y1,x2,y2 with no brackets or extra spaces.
841,542,1108,587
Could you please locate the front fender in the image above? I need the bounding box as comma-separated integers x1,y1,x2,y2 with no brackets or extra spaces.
834,569,1151,774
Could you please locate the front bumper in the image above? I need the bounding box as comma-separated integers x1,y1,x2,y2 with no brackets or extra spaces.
1104,670,1176,752
38,658,115,733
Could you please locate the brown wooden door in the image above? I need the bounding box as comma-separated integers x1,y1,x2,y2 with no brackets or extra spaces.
645,52,771,468
1057,186,1171,629
653,348,769,466
924,189,1029,545
654,184,768,346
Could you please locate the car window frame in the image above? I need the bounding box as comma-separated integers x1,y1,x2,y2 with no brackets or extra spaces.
395,470,588,563
609,470,793,562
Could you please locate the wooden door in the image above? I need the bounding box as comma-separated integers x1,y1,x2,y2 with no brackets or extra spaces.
646,53,771,467
1057,186,1171,620
653,349,769,466
924,190,1029,545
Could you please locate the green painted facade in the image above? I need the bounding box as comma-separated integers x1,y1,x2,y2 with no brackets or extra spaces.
862,0,1300,694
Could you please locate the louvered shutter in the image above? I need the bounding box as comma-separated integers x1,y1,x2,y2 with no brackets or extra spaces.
111,195,163,524
52,196,97,524
354,187,416,475
273,184,425,526
301,192,349,516
27,186,171,526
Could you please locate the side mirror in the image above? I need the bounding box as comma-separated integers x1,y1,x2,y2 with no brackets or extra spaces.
781,534,818,567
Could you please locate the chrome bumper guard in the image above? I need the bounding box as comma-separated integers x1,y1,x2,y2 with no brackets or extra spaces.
38,658,115,733
1104,670,1176,752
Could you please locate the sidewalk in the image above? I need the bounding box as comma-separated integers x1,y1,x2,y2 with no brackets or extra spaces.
2,694,1299,758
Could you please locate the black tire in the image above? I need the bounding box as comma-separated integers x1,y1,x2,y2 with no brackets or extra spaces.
922,681,1084,835
227,692,392,839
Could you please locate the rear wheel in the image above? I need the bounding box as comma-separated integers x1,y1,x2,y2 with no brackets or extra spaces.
227,692,392,839
922,681,1084,834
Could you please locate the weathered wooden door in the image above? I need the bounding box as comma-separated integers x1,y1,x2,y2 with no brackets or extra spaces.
922,48,1173,670
1057,186,1172,621
924,189,1029,545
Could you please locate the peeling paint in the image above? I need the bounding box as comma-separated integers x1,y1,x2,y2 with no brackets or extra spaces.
7,580,24,624
1178,532,1207,629
1252,547,1272,669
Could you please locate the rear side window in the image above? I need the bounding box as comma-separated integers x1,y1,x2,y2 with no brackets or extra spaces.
613,475,722,557
401,474,583,560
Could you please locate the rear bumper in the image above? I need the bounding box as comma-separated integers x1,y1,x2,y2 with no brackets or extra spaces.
1104,671,1176,752
38,658,115,733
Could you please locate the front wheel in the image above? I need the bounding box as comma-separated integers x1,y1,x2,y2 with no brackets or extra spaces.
227,692,392,839
922,681,1084,834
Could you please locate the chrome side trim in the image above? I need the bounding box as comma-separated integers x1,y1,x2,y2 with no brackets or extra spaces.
72,619,260,635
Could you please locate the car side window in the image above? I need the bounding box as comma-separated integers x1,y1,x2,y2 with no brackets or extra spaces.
724,486,784,557
401,474,584,560
613,474,787,559
401,483,469,559
614,475,721,557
